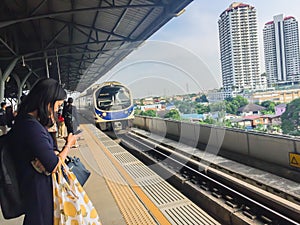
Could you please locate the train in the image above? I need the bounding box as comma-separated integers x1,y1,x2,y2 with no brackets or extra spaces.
77,81,134,131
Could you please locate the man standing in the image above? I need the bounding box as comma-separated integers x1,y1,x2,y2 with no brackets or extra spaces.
0,102,8,135
62,97,79,135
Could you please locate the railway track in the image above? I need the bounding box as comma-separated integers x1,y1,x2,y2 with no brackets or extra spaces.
119,131,300,225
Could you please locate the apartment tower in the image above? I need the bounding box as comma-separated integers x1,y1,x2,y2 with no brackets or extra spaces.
218,2,262,92
263,14,300,86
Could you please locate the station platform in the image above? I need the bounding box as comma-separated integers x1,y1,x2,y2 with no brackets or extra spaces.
0,122,220,225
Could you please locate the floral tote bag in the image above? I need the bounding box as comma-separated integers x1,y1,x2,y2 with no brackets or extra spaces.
52,162,102,225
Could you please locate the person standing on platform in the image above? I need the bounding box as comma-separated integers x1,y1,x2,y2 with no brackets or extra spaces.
8,78,77,225
57,109,65,138
48,119,58,149
0,102,8,135
62,97,79,135
5,104,15,128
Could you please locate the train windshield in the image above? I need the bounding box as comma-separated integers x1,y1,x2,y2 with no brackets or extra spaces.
95,85,131,110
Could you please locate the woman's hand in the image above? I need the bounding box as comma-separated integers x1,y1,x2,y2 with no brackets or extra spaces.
66,133,77,147
31,158,47,174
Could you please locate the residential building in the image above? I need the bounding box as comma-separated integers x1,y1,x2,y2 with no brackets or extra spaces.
206,89,233,103
140,104,163,111
263,14,300,86
237,103,266,116
218,2,263,92
250,88,300,103
232,114,281,128
142,97,154,105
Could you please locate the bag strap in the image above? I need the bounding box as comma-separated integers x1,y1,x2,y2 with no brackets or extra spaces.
53,161,79,199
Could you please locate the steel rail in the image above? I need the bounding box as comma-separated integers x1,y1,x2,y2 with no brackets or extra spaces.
120,132,300,225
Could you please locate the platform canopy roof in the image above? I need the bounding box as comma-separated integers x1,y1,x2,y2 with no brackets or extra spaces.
0,0,193,98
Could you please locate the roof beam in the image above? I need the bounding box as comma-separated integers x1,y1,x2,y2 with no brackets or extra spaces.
23,39,123,57
0,37,17,56
45,24,68,49
78,1,102,73
30,0,48,16
52,18,129,41
0,3,164,28
23,50,109,61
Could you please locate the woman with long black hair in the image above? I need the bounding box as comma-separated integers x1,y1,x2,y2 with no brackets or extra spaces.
8,78,78,225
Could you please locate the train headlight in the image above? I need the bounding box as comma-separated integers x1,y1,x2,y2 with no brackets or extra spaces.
102,112,107,117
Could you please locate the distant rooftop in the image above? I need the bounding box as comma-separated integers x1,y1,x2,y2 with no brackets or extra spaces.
226,2,254,12
265,15,296,25
238,103,266,113
284,16,295,20
265,21,274,25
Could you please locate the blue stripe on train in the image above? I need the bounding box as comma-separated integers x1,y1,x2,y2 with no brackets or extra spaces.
95,106,134,120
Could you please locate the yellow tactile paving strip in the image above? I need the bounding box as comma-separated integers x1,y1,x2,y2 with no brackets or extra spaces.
81,124,171,225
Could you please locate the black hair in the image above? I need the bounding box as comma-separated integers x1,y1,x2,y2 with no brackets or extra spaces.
18,78,67,126
67,97,73,104
1,102,6,108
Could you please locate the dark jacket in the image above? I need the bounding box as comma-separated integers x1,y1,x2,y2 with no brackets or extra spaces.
8,114,58,225
0,108,7,126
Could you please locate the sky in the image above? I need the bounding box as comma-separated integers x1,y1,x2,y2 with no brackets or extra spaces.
96,1,300,99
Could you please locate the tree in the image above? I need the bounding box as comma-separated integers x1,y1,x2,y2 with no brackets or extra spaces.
140,110,157,117
134,108,142,115
175,101,197,114
140,98,145,106
201,116,214,124
178,103,192,114
199,94,208,102
235,95,248,106
209,102,226,112
225,95,248,115
281,98,300,135
164,109,181,120
195,104,210,114
261,100,275,113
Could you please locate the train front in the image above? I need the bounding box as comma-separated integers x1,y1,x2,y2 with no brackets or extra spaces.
93,82,134,131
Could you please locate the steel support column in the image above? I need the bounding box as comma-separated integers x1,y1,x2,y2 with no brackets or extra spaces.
0,69,3,102
0,57,19,101
18,70,33,102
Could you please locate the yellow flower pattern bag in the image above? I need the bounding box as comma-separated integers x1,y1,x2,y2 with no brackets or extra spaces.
52,162,101,225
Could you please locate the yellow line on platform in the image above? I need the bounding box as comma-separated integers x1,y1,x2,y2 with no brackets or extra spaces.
81,124,171,225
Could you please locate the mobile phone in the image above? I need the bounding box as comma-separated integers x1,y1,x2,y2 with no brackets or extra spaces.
73,130,82,135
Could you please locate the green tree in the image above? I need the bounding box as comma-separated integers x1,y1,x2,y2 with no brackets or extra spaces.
225,102,238,114
134,108,142,115
202,116,214,124
140,98,145,106
164,109,181,120
281,98,300,135
235,95,248,106
196,94,208,102
178,103,192,114
261,100,275,113
224,119,233,128
195,104,210,114
140,110,157,117
175,101,197,114
209,102,226,112
225,95,248,115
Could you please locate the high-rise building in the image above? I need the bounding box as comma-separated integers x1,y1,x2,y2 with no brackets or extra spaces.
263,14,300,86
218,2,262,92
